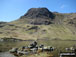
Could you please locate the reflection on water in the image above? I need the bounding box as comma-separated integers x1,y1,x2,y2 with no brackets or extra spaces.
0,52,16,57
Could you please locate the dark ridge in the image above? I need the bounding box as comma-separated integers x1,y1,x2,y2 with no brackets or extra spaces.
0,22,7,28
21,8,55,19
0,22,7,24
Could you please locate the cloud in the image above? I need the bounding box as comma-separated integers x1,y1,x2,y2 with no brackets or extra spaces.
60,5,66,9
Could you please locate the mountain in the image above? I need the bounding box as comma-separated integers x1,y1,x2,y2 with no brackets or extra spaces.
22,8,55,19
0,8,76,40
13,8,55,25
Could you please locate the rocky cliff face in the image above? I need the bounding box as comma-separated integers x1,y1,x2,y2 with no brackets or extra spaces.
21,8,55,19
19,8,55,25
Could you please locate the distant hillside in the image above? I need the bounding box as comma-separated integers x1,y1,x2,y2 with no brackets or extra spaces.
0,8,76,40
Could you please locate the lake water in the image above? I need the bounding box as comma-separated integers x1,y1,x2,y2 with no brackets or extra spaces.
0,52,16,57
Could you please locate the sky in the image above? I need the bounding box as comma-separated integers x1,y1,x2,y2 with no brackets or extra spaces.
0,0,76,22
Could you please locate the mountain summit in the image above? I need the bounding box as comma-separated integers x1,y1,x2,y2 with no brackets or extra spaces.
21,8,55,19
19,8,55,25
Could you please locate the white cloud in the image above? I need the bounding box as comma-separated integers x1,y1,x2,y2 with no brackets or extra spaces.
60,5,66,9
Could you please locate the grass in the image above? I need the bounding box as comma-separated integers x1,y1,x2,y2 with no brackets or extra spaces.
0,23,76,40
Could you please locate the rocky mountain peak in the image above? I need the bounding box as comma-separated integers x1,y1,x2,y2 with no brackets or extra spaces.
21,8,55,19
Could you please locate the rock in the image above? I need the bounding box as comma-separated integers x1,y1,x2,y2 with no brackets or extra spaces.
23,8,55,19
27,26,39,30
20,8,55,25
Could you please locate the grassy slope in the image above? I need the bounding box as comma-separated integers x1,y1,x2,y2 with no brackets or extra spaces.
0,23,76,40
